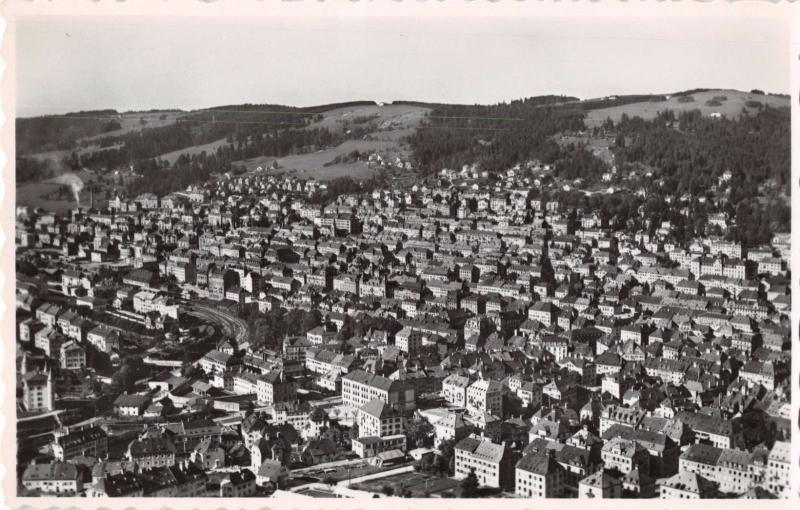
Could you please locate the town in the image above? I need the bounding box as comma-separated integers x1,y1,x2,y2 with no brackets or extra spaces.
14,154,791,499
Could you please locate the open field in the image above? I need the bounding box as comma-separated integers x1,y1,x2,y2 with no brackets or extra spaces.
235,103,429,180
157,137,232,165
79,111,184,141
306,103,430,134
16,169,104,213
16,181,77,213
555,133,616,166
584,89,789,128
237,136,413,181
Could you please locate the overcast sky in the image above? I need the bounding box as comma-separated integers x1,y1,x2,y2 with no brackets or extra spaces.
16,15,791,117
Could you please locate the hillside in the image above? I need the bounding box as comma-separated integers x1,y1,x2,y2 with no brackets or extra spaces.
233,103,430,180
15,90,790,214
584,89,789,128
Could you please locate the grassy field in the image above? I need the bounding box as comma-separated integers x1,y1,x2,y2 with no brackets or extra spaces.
555,133,616,166
236,105,424,181
158,137,232,165
585,89,789,128
307,103,430,134
16,169,105,213
235,103,428,180
79,111,183,141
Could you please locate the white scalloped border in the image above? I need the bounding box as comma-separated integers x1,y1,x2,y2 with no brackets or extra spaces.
0,1,798,509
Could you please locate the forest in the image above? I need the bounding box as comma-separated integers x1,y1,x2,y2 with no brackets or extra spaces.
409,96,587,175
610,107,790,247
17,110,122,154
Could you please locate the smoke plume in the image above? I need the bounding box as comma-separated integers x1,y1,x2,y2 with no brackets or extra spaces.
53,173,85,207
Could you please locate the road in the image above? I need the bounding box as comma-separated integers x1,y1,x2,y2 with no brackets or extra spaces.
186,303,249,343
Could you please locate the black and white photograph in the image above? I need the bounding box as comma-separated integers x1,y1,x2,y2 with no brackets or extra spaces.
2,1,796,504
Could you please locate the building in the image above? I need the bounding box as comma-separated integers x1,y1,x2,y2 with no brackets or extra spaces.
341,369,416,411
395,327,423,358
127,437,177,469
455,436,515,489
356,398,402,435
466,378,503,417
765,441,790,497
87,325,121,353
442,374,471,407
22,462,81,495
256,370,297,404
22,370,54,412
52,426,109,461
515,451,566,497
114,394,152,417
601,437,649,474
59,341,86,370
659,471,718,499
578,470,623,499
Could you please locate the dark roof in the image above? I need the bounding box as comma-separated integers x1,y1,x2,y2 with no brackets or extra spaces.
114,394,151,408
129,437,176,457
23,462,79,481
56,426,107,448
516,452,562,476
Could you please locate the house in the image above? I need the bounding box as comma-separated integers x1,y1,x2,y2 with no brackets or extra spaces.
659,471,718,498
86,325,120,353
442,374,471,407
52,426,109,461
200,349,241,376
434,411,470,446
220,469,257,497
357,398,405,439
255,459,290,488
22,462,81,495
190,438,226,470
601,437,649,474
466,378,503,417
114,394,152,417
59,341,86,370
301,438,341,465
454,436,516,489
515,451,566,497
341,369,416,411
127,437,177,469
578,469,623,499
256,370,297,405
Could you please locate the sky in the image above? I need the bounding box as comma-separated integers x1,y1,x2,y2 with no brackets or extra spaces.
16,15,792,117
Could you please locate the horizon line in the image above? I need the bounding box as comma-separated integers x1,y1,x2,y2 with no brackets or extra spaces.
15,87,791,119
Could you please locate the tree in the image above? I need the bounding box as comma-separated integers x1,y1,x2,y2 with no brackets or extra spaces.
436,438,457,476
738,410,777,450
414,453,435,473
310,407,327,423
111,364,135,392
300,310,322,333
405,415,435,449
381,485,395,497
459,468,479,498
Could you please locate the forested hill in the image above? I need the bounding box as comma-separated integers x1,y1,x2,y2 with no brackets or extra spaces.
17,110,123,154
610,107,790,247
16,92,791,241
409,95,585,175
